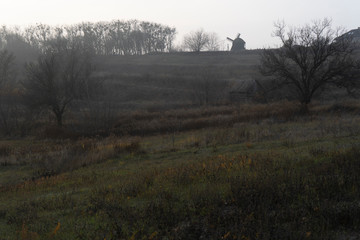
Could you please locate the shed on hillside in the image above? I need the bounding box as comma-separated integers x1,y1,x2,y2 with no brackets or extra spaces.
229,79,257,102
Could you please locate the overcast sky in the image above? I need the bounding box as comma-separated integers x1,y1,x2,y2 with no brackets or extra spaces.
1,0,359,49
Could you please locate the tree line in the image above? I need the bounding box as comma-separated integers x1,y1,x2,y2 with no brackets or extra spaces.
0,20,177,56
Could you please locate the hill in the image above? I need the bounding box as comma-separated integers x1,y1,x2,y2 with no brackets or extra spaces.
93,50,262,110
1,49,360,239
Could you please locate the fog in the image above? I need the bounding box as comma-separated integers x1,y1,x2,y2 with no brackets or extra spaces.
1,0,359,48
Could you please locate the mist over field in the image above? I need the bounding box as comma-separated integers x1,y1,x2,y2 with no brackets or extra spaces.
0,3,360,238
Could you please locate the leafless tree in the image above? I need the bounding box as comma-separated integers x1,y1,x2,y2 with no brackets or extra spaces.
205,32,221,51
260,19,360,111
192,66,230,105
0,50,18,135
2,20,176,56
0,50,15,90
183,29,210,52
23,39,97,126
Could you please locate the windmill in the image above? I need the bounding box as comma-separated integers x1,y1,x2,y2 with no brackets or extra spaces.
227,33,246,51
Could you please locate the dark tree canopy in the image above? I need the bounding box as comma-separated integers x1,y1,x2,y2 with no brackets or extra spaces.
23,39,98,126
260,19,360,108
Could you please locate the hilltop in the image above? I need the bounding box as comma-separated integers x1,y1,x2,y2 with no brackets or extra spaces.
95,50,261,76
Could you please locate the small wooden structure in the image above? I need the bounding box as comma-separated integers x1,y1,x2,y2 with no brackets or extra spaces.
228,79,257,102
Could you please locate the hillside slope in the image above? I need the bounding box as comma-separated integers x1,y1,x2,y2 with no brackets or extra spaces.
93,51,262,109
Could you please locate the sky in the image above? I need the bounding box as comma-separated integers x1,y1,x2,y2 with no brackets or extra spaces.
1,0,359,49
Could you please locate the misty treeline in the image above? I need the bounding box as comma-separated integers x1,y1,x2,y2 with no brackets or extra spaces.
0,19,176,56
0,19,233,137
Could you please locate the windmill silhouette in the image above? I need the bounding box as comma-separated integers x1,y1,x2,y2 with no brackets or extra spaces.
227,33,246,51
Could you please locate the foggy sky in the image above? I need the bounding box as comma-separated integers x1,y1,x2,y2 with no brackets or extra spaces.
1,0,359,49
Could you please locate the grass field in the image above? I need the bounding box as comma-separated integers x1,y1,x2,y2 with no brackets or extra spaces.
91,51,262,110
0,101,360,239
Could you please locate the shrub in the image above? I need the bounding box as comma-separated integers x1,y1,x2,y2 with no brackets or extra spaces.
113,137,142,154
0,144,12,157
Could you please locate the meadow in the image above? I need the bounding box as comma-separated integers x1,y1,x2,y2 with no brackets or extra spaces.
0,18,359,239
0,100,360,239
91,51,262,110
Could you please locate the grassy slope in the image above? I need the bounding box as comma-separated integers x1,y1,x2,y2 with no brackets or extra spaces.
0,51,359,239
95,51,261,70
0,111,360,239
91,50,354,110
92,51,262,110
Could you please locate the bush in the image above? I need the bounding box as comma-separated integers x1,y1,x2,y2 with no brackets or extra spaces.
113,137,142,154
0,144,12,157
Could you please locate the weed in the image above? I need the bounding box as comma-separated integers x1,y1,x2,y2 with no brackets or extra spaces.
245,142,253,149
0,144,12,157
113,137,142,154
308,146,327,157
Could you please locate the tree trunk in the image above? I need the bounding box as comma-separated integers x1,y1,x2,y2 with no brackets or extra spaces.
300,94,311,114
53,110,63,127
300,102,309,114
56,113,62,127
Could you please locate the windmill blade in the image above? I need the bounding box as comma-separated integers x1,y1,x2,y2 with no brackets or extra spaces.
236,33,241,39
227,37,234,42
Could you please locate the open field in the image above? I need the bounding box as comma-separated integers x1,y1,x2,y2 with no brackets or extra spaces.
0,49,359,239
92,51,262,110
0,102,360,239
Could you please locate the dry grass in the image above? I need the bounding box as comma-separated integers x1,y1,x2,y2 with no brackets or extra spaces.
1,100,360,239
110,101,301,136
86,146,360,239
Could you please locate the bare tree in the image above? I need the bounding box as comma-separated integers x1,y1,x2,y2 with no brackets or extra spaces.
0,50,15,90
183,29,210,52
0,50,18,135
205,32,221,51
23,39,96,126
2,20,176,57
260,19,360,111
192,66,230,105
